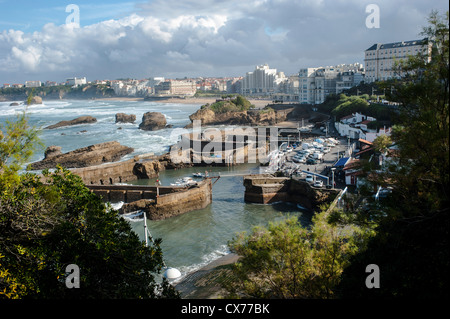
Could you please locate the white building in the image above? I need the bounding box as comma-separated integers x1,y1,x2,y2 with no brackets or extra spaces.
298,64,364,104
364,38,431,83
67,77,87,87
241,64,286,96
25,81,42,88
334,112,391,142
154,79,196,96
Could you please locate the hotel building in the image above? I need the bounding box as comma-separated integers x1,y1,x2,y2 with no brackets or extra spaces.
364,38,431,83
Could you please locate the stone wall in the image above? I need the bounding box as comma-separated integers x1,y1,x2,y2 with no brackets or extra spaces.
69,153,190,185
88,179,213,220
243,175,339,210
149,179,213,220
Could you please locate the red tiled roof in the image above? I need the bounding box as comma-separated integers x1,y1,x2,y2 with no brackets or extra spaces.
358,138,373,145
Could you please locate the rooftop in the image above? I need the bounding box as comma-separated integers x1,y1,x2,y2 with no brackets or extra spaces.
366,38,428,51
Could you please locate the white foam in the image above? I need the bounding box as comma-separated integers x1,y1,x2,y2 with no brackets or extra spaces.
172,245,230,284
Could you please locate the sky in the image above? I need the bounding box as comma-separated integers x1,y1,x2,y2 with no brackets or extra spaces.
0,0,448,84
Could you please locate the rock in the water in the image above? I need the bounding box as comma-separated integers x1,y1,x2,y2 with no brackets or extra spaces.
45,116,97,129
138,112,167,131
29,96,43,105
115,113,136,123
30,141,134,169
133,160,164,179
44,145,62,159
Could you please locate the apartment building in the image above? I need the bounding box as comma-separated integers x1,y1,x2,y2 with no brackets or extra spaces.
241,64,286,96
364,38,431,83
298,63,364,104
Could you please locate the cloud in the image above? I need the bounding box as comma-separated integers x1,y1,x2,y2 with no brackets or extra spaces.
0,0,448,83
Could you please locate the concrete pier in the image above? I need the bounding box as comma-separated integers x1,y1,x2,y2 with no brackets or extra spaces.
243,174,339,211
87,179,214,220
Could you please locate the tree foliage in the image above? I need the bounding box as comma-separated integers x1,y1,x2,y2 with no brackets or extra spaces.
225,209,375,299
202,95,255,113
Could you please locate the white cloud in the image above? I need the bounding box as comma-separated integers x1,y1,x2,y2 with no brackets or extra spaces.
0,0,448,83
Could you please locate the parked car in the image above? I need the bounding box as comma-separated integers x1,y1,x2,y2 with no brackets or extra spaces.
314,180,324,188
306,158,318,165
306,175,314,183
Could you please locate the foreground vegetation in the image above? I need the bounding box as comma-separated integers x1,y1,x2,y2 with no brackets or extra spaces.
0,105,178,299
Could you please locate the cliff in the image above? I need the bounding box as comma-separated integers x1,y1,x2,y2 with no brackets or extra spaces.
0,84,116,101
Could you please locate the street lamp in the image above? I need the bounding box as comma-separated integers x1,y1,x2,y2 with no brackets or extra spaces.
143,212,181,280
331,167,336,189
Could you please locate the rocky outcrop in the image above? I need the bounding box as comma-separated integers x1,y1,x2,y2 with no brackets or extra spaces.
29,96,43,105
45,116,97,129
133,160,165,179
186,106,292,128
44,145,62,159
30,141,134,169
139,112,170,131
115,113,136,124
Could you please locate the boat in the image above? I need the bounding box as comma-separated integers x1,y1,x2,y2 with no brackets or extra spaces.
192,172,204,178
171,177,197,187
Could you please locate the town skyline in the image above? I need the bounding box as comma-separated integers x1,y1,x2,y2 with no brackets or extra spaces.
0,0,448,84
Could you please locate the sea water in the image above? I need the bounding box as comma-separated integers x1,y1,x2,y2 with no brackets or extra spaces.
0,99,311,282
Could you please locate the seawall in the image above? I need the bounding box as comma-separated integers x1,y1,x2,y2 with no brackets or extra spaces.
243,174,339,211
87,178,213,220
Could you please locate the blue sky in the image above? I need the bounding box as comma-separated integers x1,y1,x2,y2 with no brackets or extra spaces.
0,0,448,84
0,1,146,31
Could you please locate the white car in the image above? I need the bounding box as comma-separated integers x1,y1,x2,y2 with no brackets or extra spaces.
314,180,324,187
294,157,306,163
306,175,314,183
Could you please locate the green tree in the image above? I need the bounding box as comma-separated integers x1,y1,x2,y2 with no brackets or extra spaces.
225,209,375,299
372,135,392,154
338,11,449,298
0,110,179,299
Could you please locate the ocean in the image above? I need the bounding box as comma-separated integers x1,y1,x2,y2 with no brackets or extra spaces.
0,98,310,282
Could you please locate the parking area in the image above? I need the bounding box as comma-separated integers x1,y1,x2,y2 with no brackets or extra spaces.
281,135,351,188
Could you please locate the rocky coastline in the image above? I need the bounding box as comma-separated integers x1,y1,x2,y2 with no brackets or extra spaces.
30,141,134,170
